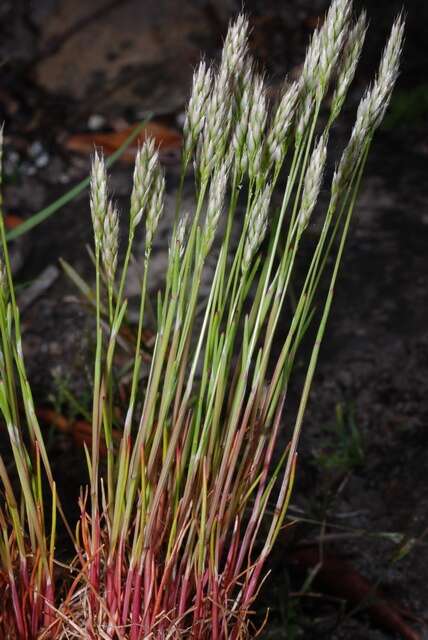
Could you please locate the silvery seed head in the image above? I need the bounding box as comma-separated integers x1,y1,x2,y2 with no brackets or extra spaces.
220,13,250,81
330,11,367,123
299,135,327,229
101,201,119,284
203,161,229,254
299,0,351,130
331,129,362,208
130,138,158,229
242,183,272,272
371,13,405,127
196,79,231,180
169,213,188,262
90,151,108,250
249,145,265,181
231,65,254,173
296,91,315,140
318,0,352,90
345,13,404,150
231,72,268,178
247,74,268,179
267,80,300,167
145,168,165,250
184,61,213,158
231,54,254,119
301,30,322,95
196,14,251,179
332,83,384,199
332,16,404,204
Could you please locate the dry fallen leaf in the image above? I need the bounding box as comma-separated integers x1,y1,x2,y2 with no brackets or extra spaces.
66,121,182,164
37,407,121,456
4,214,24,229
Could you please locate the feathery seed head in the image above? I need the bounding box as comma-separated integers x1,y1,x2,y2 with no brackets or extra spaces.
145,168,165,249
101,201,119,284
318,0,352,86
299,136,327,228
242,184,271,272
184,61,213,158
267,80,300,166
249,145,265,181
331,130,362,206
196,14,251,179
378,14,405,85
90,151,108,249
232,55,255,117
232,73,268,178
246,75,268,179
130,138,158,228
238,57,254,97
349,13,404,145
217,14,251,130
372,13,405,126
231,63,255,173
299,0,351,125
196,82,231,179
203,161,229,253
354,87,376,138
220,13,250,79
296,91,315,140
170,214,189,261
330,11,368,123
301,30,322,94
331,13,404,204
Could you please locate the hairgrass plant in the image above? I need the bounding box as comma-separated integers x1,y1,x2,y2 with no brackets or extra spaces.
0,2,404,637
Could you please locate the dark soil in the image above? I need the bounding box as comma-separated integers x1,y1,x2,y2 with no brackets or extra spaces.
1,0,427,638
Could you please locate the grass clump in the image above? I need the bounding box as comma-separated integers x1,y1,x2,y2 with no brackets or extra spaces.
0,1,404,638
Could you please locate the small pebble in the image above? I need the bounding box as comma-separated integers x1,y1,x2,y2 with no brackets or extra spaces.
87,114,106,130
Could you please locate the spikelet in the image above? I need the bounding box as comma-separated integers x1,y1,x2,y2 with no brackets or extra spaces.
145,168,165,251
242,184,271,272
318,0,352,89
267,80,300,167
183,61,213,159
231,62,254,175
169,213,188,262
246,75,268,180
90,151,108,250
196,80,231,180
219,13,250,80
130,138,159,229
101,201,119,284
197,14,250,179
299,136,327,229
370,13,405,128
332,14,404,200
203,162,229,254
330,12,368,123
297,0,352,137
